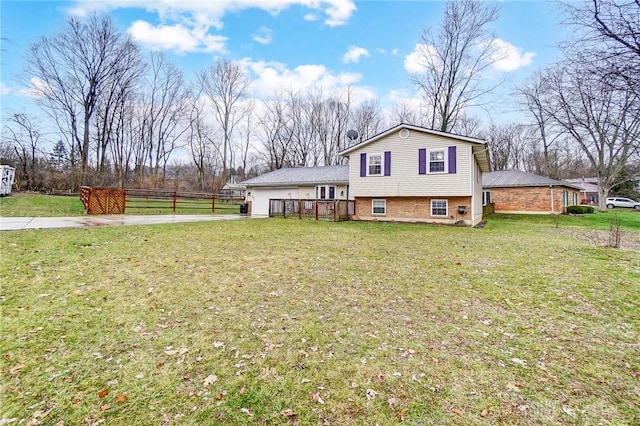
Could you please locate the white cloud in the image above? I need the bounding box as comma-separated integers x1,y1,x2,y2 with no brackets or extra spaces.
67,1,355,53
0,82,12,96
404,44,438,74
68,0,356,29
489,38,536,72
17,77,52,99
252,27,272,45
127,20,227,53
343,46,370,64
405,40,535,75
237,58,368,100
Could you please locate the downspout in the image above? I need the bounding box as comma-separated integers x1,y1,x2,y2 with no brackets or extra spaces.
472,146,489,225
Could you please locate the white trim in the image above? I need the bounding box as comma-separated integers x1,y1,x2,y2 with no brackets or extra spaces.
428,148,448,174
372,199,386,215
339,123,487,156
367,153,383,176
431,199,448,217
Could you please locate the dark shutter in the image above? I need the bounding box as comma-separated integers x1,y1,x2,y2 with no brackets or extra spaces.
360,153,366,177
384,151,391,176
448,146,457,174
418,148,426,175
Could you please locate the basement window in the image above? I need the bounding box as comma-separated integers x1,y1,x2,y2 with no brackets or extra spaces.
372,199,386,215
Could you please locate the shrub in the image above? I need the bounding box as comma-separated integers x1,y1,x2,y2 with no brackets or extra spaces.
566,205,594,214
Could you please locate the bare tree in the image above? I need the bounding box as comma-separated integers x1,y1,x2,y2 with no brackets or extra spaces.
409,0,501,132
485,123,532,172
562,0,640,95
2,114,45,190
258,92,294,171
187,91,219,191
140,52,190,185
543,63,640,210
24,14,140,186
517,70,566,178
389,100,425,127
350,99,385,143
198,58,251,186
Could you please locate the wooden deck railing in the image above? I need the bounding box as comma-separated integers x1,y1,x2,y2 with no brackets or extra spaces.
269,199,354,221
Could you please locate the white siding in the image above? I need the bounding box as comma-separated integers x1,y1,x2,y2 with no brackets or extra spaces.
246,187,298,217
297,184,350,200
347,130,474,198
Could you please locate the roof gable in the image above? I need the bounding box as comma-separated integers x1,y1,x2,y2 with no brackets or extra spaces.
339,123,490,172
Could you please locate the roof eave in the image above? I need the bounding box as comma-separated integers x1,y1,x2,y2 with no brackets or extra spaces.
339,123,487,156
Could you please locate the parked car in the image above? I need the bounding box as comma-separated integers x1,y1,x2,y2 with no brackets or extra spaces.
606,197,640,210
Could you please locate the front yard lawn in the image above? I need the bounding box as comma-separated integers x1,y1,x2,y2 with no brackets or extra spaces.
1,218,639,425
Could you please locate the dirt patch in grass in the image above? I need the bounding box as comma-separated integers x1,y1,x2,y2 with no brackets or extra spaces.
1,219,639,425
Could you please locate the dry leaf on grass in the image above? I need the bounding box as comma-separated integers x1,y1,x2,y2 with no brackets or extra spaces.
98,389,109,398
202,374,218,387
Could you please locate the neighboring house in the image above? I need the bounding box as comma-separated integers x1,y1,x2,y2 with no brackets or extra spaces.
339,123,490,226
564,177,599,205
483,170,583,214
220,181,246,198
242,165,350,217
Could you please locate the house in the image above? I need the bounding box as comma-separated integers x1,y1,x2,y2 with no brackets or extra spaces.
339,123,490,226
220,181,246,198
564,177,599,205
483,170,583,214
242,165,350,217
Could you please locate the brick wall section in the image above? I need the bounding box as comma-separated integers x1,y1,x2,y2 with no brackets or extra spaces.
489,186,581,214
354,196,474,224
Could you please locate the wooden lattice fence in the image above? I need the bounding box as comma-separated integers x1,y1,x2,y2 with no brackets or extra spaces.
80,187,125,214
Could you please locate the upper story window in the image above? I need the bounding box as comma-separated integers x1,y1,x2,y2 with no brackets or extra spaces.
368,154,382,176
429,150,446,173
419,147,455,175
360,152,391,177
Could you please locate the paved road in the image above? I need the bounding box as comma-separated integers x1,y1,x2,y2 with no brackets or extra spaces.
0,214,246,231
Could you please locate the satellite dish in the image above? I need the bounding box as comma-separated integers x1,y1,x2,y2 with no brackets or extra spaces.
347,129,359,141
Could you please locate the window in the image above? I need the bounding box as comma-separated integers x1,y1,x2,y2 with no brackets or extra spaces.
368,154,382,176
316,185,336,200
562,190,569,207
483,191,491,206
431,199,448,216
372,199,386,215
429,150,446,173
573,192,578,205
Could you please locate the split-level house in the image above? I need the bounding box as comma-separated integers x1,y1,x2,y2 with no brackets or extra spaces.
339,124,490,226
242,124,491,225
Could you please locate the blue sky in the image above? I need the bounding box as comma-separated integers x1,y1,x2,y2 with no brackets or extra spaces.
1,0,568,126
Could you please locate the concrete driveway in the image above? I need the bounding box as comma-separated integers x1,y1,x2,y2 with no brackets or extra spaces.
0,214,246,231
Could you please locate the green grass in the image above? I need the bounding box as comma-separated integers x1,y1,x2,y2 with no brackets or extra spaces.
1,218,639,425
0,193,241,217
0,193,86,217
487,210,640,231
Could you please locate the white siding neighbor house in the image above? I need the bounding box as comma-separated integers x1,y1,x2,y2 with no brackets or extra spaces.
242,165,350,217
339,123,490,226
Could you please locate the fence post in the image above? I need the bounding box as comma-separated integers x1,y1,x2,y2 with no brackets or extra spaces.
172,191,177,213
315,200,318,220
212,195,215,213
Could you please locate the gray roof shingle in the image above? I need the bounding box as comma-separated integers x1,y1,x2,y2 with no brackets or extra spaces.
242,165,349,187
483,170,582,189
